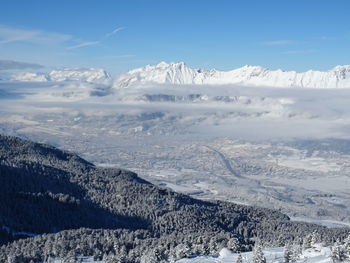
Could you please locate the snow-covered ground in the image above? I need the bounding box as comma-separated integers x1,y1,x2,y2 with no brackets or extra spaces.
49,244,344,263
52,257,103,263
177,244,335,263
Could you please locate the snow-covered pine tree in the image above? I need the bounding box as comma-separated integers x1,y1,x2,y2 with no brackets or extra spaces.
343,234,350,260
106,254,126,263
119,245,127,260
153,247,164,261
311,231,320,247
252,243,266,263
175,243,191,259
62,250,77,263
236,253,243,263
209,238,218,254
227,238,241,253
140,252,156,263
284,242,293,263
167,253,177,263
332,240,345,262
7,255,14,263
302,234,312,250
113,241,119,255
291,243,302,263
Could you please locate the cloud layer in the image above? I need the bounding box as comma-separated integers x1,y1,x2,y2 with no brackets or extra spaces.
0,60,43,70
0,25,71,45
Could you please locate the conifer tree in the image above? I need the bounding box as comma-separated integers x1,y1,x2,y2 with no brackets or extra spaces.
311,231,320,247
343,234,350,260
332,240,345,262
227,238,241,253
302,235,312,250
236,253,243,263
291,243,301,263
252,243,266,263
284,242,293,263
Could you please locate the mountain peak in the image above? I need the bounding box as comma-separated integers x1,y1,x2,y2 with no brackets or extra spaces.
155,61,187,69
331,64,350,70
240,64,267,70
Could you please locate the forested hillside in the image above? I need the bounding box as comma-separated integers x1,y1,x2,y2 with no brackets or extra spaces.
0,135,348,262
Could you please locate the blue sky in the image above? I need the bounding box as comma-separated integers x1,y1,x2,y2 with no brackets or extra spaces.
1,0,350,75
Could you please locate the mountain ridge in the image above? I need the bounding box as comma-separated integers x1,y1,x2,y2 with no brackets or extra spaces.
11,68,111,83
116,62,350,89
6,62,350,89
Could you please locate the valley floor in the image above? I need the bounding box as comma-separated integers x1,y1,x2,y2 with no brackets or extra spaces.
2,80,350,224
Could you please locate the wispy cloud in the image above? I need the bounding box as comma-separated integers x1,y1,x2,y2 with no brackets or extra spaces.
106,27,125,37
0,25,71,45
0,25,101,52
281,49,317,54
0,59,43,70
67,41,100,50
261,40,294,46
320,36,336,41
107,54,135,58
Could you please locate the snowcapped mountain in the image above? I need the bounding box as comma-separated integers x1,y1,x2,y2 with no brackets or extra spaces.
12,72,49,82
49,68,110,82
116,62,350,89
7,61,350,92
10,62,350,89
11,68,111,83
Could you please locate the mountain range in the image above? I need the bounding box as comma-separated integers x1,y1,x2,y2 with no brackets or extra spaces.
116,62,350,89
5,62,350,89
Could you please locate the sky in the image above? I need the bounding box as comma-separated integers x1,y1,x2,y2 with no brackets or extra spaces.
0,0,350,75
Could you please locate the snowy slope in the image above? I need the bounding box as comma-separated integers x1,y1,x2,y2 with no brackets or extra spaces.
11,68,111,83
49,244,342,263
177,244,336,263
116,62,350,89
